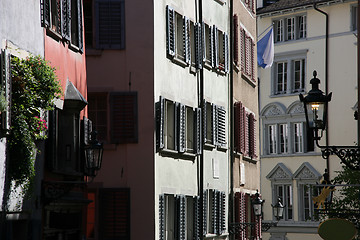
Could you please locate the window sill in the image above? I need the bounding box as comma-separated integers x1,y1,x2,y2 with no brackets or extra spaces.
233,63,240,73
261,151,321,158
214,0,225,5
171,56,189,68
204,142,216,150
159,148,197,160
270,91,305,98
241,73,256,87
46,28,63,42
217,145,228,152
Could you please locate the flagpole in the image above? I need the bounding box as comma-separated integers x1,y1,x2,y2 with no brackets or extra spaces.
257,23,273,39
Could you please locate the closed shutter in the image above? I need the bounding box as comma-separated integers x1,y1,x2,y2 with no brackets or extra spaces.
212,190,218,234
248,113,256,158
245,36,251,77
234,102,242,153
194,108,202,155
244,113,249,156
233,15,239,65
0,50,11,133
217,106,226,147
224,33,229,73
99,188,130,240
195,23,203,69
62,0,71,41
177,103,186,153
193,196,201,240
110,92,138,144
77,0,84,52
176,195,186,240
159,194,165,240
219,191,226,234
203,190,208,236
166,6,175,57
156,96,165,150
240,29,245,72
41,0,51,27
251,40,255,81
184,17,191,65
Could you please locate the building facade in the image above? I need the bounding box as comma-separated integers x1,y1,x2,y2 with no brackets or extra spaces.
258,0,358,239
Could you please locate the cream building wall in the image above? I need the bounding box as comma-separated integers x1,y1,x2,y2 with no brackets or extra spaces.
258,1,357,239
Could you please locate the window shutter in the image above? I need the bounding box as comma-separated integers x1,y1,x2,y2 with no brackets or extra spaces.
244,113,249,156
194,108,202,155
220,191,226,234
202,100,207,144
212,190,219,234
166,6,175,57
245,36,251,77
245,194,250,239
177,103,186,153
251,40,255,81
184,17,191,65
212,104,217,146
195,23,203,69
99,188,130,240
202,22,207,63
41,0,51,27
82,117,93,146
248,113,256,158
210,25,215,68
159,194,165,240
1,50,11,133
62,0,71,41
241,106,246,154
234,102,242,153
110,92,138,144
213,25,219,69
156,96,165,151
240,29,245,73
233,15,239,65
77,0,84,52
217,106,226,147
47,109,59,170
176,195,186,240
193,196,201,240
203,190,208,236
234,192,241,240
224,33,229,73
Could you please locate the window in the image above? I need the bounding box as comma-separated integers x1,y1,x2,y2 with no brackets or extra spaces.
240,28,255,82
203,100,226,148
234,101,257,158
205,190,226,235
275,184,293,220
272,52,306,95
299,184,316,221
159,194,200,240
241,0,255,14
261,102,314,156
88,92,138,144
41,0,84,51
351,5,358,31
273,15,307,43
83,0,125,49
156,97,202,155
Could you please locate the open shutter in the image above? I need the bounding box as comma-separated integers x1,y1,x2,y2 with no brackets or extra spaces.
217,106,226,147
62,0,71,41
248,113,256,158
184,17,191,65
244,113,249,156
82,117,93,146
212,190,219,234
219,191,226,234
233,15,239,66
210,25,215,68
240,29,245,72
251,40,255,81
77,0,84,52
194,108,202,155
202,100,207,144
176,195,186,240
159,194,165,240
202,22,207,63
241,105,246,154
212,104,217,146
41,0,51,27
47,109,59,170
213,25,219,69
195,23,203,69
166,6,175,57
1,50,11,133
224,33,229,73
193,196,201,240
203,190,208,236
156,96,165,151
234,102,242,153
177,103,186,153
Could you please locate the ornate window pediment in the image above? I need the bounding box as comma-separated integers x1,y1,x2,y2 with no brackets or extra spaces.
261,103,286,117
293,162,322,180
266,163,293,181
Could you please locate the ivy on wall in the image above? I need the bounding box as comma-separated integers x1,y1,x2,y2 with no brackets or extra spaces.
9,55,62,191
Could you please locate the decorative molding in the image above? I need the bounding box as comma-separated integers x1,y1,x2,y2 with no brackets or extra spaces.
267,163,293,180
293,162,322,180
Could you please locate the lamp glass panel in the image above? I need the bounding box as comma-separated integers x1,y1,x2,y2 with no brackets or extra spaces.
306,102,325,129
253,203,262,216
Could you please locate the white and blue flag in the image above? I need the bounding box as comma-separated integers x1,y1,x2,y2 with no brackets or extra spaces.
257,27,274,69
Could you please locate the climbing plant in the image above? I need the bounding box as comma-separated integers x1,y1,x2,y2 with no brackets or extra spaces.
9,55,62,191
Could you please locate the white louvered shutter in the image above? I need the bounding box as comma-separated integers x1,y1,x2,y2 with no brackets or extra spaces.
217,106,226,147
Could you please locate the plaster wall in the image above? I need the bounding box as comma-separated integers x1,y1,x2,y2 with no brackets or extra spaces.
86,0,155,238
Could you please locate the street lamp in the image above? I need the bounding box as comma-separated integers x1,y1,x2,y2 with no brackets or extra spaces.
84,131,104,177
299,71,360,170
252,190,264,216
272,198,284,221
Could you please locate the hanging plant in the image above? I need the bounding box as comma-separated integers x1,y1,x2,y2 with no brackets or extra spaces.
9,55,62,191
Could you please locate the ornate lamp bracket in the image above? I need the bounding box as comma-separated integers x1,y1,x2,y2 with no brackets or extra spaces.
319,142,360,170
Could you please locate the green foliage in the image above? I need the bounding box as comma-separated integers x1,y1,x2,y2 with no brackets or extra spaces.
9,55,62,190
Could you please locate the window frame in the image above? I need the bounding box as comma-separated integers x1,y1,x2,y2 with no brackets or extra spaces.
273,183,293,221
273,14,307,43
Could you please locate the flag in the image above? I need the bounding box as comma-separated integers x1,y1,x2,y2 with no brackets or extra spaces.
257,27,274,69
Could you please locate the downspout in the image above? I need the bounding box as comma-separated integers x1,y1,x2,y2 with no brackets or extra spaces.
313,4,330,175
229,0,235,240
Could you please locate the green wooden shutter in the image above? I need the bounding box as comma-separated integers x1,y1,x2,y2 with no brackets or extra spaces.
156,96,165,151
166,6,175,57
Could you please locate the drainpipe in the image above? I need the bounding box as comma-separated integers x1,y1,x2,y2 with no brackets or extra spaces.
313,3,330,176
229,0,235,239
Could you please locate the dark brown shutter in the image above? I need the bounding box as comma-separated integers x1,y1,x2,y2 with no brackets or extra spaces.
234,192,241,240
156,96,165,150
251,40,255,81
166,5,175,57
234,102,242,153
110,92,138,144
248,113,256,159
62,0,71,41
244,113,249,156
41,0,51,27
224,33,229,73
233,15,239,66
245,193,250,239
240,29,245,72
159,194,165,240
77,0,84,52
240,104,246,154
99,188,130,240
